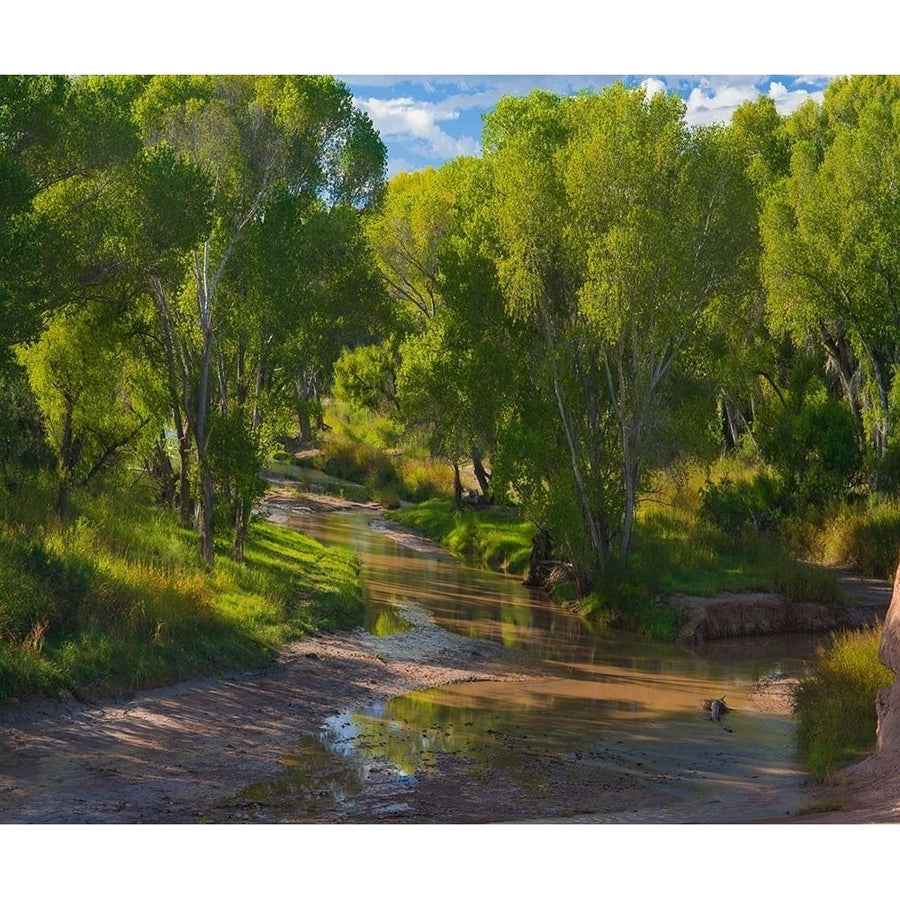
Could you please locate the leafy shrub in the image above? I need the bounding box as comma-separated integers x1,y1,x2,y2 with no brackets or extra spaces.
794,627,893,780
755,381,860,511
697,472,784,535
822,503,900,579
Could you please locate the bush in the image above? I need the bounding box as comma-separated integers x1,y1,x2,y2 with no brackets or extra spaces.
755,383,860,511
697,472,785,536
794,627,893,780
822,503,900,579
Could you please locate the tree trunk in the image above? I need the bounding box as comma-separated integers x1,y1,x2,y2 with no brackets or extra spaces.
56,395,80,518
197,465,215,567
452,461,463,510
152,437,177,507
524,526,552,587
178,431,193,528
297,400,313,445
233,497,251,562
472,447,491,499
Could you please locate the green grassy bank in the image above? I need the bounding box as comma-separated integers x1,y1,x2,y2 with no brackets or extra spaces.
389,499,535,575
0,482,364,705
388,495,844,640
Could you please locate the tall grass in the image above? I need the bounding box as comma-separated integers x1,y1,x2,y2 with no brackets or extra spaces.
794,627,894,780
0,483,364,704
821,502,900,579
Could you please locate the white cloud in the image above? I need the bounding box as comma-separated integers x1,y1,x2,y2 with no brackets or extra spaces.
768,80,825,115
682,76,827,126
357,96,482,161
683,82,760,125
641,77,667,99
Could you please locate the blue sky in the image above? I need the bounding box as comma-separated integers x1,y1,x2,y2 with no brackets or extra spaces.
12,2,887,182
340,74,832,178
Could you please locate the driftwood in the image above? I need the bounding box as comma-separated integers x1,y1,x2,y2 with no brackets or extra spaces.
702,696,731,722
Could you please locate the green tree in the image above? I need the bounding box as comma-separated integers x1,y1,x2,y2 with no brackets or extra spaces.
483,84,756,572
134,75,386,564
762,76,900,462
17,306,154,515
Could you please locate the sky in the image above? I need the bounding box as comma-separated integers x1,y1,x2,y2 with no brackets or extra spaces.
9,1,893,183
340,74,832,177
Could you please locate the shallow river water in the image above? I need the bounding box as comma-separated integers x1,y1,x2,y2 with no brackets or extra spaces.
256,506,825,822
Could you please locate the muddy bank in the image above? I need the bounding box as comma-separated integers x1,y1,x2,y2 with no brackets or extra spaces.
4,486,897,824
0,601,534,824
671,585,890,643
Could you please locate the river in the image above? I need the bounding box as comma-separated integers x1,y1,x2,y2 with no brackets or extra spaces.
256,504,824,823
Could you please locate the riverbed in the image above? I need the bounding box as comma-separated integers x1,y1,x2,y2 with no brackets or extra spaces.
0,496,836,824
239,501,826,823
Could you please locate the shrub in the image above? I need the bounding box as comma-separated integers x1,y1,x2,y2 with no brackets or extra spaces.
697,472,784,536
794,627,893,780
822,503,900,579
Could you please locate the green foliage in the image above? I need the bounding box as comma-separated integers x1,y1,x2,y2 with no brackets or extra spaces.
822,503,900,579
762,76,900,462
332,343,398,414
0,487,364,704
698,472,785,535
0,364,51,491
207,406,267,514
755,381,860,510
794,627,893,780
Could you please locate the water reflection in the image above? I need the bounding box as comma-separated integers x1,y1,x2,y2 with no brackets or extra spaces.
257,505,819,821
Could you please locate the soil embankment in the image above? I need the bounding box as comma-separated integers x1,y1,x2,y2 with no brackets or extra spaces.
671,571,891,643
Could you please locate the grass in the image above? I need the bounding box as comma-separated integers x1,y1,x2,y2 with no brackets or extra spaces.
821,501,900,579
793,626,894,780
389,499,535,575
0,481,364,704
273,436,454,508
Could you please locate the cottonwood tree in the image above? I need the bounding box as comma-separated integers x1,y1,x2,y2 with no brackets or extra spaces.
133,74,386,565
483,84,756,572
362,157,507,497
13,76,166,514
762,75,900,462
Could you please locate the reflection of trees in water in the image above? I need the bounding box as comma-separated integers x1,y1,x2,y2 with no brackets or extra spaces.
338,688,662,778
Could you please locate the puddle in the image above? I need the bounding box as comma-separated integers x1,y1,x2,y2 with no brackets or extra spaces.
204,736,367,822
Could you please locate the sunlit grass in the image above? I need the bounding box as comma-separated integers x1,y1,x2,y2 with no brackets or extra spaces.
0,486,364,703
821,501,900,580
390,499,535,574
794,627,894,780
